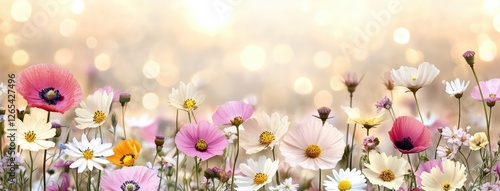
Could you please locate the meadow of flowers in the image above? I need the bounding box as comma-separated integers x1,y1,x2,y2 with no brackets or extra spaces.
1,50,500,191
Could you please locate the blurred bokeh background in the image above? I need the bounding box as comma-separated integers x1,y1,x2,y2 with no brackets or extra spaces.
1,0,500,154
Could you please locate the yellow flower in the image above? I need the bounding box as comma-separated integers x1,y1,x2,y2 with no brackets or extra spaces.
107,139,141,166
341,106,385,129
469,132,488,150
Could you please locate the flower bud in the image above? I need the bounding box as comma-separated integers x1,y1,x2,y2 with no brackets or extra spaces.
155,135,165,147
463,51,475,66
314,107,332,124
0,107,5,115
487,101,496,108
52,122,62,137
111,112,117,128
119,93,131,107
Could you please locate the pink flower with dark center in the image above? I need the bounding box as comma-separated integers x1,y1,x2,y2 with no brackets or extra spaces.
389,116,431,154
212,101,253,127
175,121,228,161
101,166,159,191
471,78,500,103
16,64,82,114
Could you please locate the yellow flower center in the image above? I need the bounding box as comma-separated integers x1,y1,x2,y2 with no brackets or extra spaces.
305,144,321,158
25,131,36,142
379,169,395,182
259,131,275,145
338,180,352,191
120,154,136,166
93,110,106,123
442,181,451,191
490,94,496,98
83,148,94,160
183,98,197,110
412,77,417,81
231,116,243,127
195,139,208,151
253,172,268,185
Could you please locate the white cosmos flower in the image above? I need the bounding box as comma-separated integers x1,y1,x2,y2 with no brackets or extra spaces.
324,168,367,191
64,134,114,173
234,156,279,191
390,62,440,92
16,114,56,151
75,91,113,129
269,178,298,191
363,152,408,190
169,81,205,111
444,78,470,97
420,159,467,191
240,112,290,154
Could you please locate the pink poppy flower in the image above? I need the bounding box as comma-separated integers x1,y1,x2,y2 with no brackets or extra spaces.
471,78,500,102
16,64,82,114
415,159,443,187
212,101,253,127
175,121,228,161
388,116,431,154
101,166,159,191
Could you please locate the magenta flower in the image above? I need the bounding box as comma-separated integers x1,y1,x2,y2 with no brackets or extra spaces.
101,166,159,191
212,101,253,127
471,78,500,103
375,96,392,112
388,116,431,154
415,159,443,187
175,121,228,161
495,162,500,177
47,172,69,191
16,64,82,114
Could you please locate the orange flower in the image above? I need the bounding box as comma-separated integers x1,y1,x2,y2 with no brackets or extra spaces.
107,139,141,166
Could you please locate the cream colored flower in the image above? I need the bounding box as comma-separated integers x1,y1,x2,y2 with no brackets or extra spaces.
420,159,467,191
469,132,488,150
16,114,56,151
239,112,289,154
341,106,385,129
75,91,113,129
390,62,440,92
363,152,408,190
169,82,205,111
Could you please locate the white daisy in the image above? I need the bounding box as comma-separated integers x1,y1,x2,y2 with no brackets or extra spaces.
363,152,408,190
168,81,205,111
420,159,467,191
240,112,290,154
269,177,298,191
234,156,279,191
390,62,440,92
75,91,114,129
324,168,367,191
16,114,56,151
64,134,114,173
436,143,458,160
444,78,470,97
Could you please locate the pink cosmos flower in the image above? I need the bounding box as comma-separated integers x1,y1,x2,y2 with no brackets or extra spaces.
471,78,500,102
101,166,160,191
175,121,228,161
495,162,500,177
415,159,443,187
212,101,253,127
16,64,82,114
389,116,431,154
47,172,69,191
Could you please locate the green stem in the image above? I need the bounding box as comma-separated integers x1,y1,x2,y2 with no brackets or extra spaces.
318,170,322,191
230,125,241,191
457,98,462,128
42,111,51,191
191,111,198,124
174,110,180,191
434,134,442,159
412,91,424,124
407,154,416,189
97,170,102,190
158,164,164,191
122,103,127,139
345,123,350,169
272,148,280,184
87,170,92,191
195,157,200,190
349,124,357,169
470,66,491,159
29,152,33,191
76,170,79,191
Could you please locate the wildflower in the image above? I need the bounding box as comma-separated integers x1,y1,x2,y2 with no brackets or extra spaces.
280,119,345,170
481,182,500,191
107,139,141,167
323,168,367,191
363,152,408,190
375,96,392,112
75,90,114,129
436,143,458,160
342,106,385,130
314,106,332,124
444,78,470,98
269,178,299,191
234,156,279,191
16,114,56,151
383,72,395,91
342,72,364,93
390,62,440,93
223,126,238,144
469,132,489,150
362,136,380,153
471,78,500,104
64,134,114,173
47,172,69,191
240,112,289,154
175,121,228,161
212,101,253,127
169,82,205,111
415,159,443,187
463,50,475,66
420,159,467,191
16,64,82,113
119,93,131,106
389,116,431,154
101,166,160,191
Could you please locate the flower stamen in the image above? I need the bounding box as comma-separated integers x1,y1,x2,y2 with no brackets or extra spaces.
83,148,94,160
259,131,275,145
305,144,321,158
379,169,395,182
338,180,352,191
93,110,106,123
183,98,197,110
25,131,36,142
253,172,268,185
195,139,208,151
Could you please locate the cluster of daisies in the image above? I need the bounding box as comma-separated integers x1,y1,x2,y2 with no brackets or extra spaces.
0,50,500,191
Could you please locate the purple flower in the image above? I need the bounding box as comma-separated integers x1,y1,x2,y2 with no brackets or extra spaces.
212,101,253,127
47,172,69,191
175,121,228,161
375,96,392,112
471,78,500,103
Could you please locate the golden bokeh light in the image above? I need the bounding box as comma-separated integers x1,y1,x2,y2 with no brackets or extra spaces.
86,37,97,49
11,0,32,22
12,50,30,66
393,27,410,44
94,53,111,71
273,44,294,64
405,48,423,64
241,45,266,71
314,51,332,68
314,90,333,108
71,0,85,14
54,48,74,65
143,60,160,79
60,19,77,37
294,77,313,95
478,40,497,62
143,93,159,110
